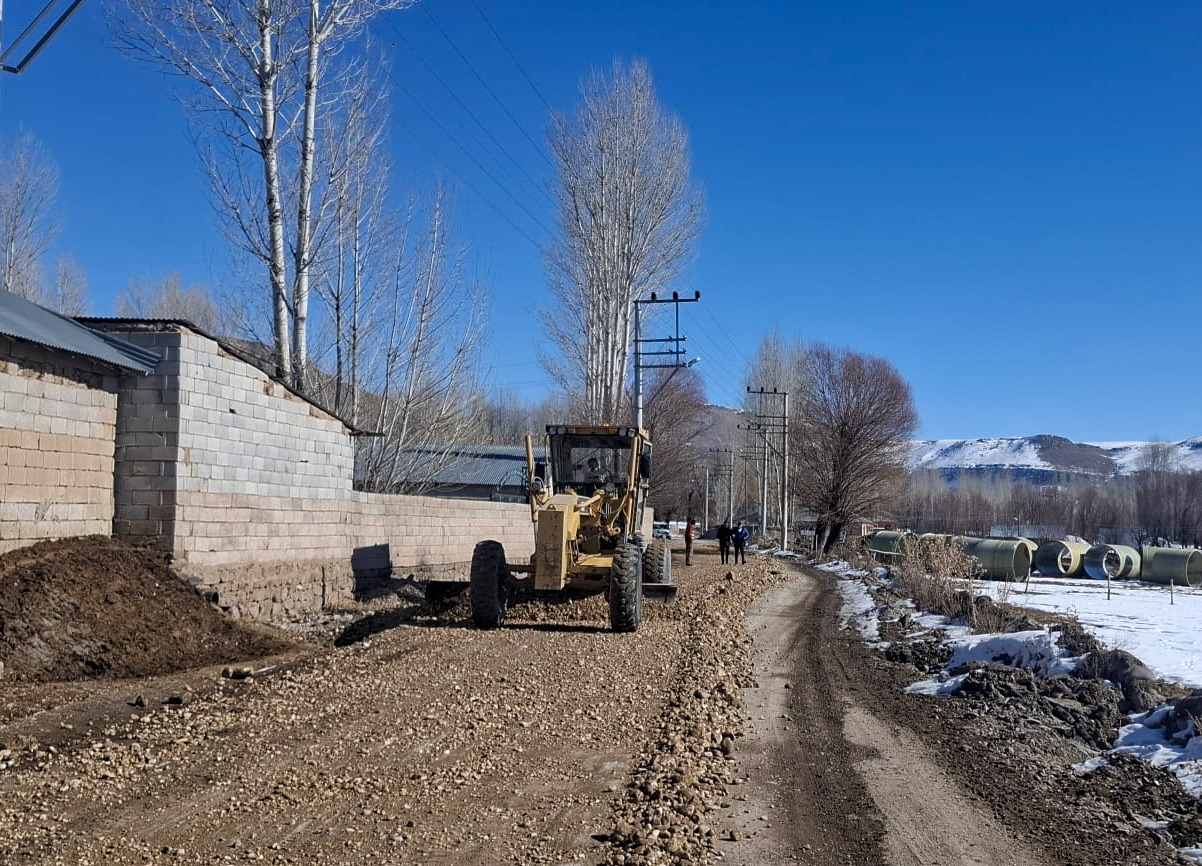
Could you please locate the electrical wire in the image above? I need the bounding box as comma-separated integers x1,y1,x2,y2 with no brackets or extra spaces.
389,111,547,254
383,16,556,210
380,64,556,242
469,0,554,114
420,4,553,168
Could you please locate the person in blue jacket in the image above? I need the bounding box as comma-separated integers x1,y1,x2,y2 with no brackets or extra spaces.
732,522,749,564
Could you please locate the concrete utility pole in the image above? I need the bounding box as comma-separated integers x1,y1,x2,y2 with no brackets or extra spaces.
707,447,734,526
744,386,790,550
633,290,700,429
703,464,710,532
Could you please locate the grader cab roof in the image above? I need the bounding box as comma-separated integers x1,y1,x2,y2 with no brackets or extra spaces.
545,424,649,439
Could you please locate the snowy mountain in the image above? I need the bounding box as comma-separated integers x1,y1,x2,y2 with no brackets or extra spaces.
910,434,1202,479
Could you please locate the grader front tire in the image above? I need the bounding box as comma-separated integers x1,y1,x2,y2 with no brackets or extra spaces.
470,540,508,629
609,542,643,633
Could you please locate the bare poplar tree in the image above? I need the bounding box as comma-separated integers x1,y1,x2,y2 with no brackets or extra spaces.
115,273,222,332
542,58,703,422
793,345,918,553
309,55,392,423
116,0,413,389
0,130,60,301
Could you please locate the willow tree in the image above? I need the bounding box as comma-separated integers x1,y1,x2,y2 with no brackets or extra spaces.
794,346,918,553
542,59,703,422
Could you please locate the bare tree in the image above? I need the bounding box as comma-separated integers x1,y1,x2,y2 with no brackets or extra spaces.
116,0,414,389
793,345,918,553
116,273,222,332
643,367,709,521
351,186,489,492
541,58,703,422
0,130,60,301
45,254,89,316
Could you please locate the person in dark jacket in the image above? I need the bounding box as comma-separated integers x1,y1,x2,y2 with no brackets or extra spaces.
732,522,749,564
716,522,732,564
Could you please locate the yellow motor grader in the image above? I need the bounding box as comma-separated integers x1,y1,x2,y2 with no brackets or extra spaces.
469,424,676,632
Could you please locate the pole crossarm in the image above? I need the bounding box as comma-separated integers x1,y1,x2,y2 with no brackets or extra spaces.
633,290,701,429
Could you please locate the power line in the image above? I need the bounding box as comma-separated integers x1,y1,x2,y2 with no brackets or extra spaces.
420,4,553,169
383,16,556,210
469,0,554,114
380,63,555,242
389,111,547,254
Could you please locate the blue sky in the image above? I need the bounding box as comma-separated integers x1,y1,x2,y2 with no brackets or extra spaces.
3,1,1200,442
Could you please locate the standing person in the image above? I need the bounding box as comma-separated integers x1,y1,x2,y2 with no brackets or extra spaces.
716,522,732,564
684,518,697,566
732,521,749,564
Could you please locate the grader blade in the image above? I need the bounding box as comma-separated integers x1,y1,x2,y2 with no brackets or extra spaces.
641,582,677,604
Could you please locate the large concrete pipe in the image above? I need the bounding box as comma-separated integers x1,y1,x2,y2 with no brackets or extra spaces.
1033,540,1091,577
868,530,914,560
1083,544,1141,580
1140,547,1202,588
1017,537,1038,559
961,538,1032,580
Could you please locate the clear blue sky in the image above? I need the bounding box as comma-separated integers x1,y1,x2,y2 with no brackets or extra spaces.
4,1,1200,442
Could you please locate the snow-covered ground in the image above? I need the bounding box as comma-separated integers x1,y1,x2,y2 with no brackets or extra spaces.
978,576,1202,688
824,559,1202,857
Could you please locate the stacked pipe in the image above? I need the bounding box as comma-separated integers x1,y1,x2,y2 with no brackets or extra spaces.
868,530,914,561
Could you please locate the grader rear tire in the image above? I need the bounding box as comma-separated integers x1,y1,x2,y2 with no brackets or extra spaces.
470,540,508,629
609,542,643,633
643,539,671,585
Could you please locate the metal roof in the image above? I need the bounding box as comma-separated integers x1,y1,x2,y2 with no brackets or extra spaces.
358,444,546,490
0,290,159,373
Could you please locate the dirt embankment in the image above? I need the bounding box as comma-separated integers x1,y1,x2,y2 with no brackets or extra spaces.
0,536,290,683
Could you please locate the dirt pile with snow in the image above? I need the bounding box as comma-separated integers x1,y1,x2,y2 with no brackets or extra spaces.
0,536,291,682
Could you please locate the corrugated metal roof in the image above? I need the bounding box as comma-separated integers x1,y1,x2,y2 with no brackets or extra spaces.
358,444,546,489
0,290,159,373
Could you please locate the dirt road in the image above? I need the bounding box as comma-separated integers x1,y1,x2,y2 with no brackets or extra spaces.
721,575,1046,866
0,546,1186,865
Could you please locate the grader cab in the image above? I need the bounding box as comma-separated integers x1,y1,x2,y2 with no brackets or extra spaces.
468,424,676,632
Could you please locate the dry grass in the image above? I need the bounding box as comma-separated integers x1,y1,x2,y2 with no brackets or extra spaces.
888,536,1017,634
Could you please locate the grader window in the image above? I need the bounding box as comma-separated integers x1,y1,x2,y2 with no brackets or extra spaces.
549,434,633,492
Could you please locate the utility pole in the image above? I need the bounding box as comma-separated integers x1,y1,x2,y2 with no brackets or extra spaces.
708,447,734,526
745,387,790,551
633,290,700,429
703,465,710,532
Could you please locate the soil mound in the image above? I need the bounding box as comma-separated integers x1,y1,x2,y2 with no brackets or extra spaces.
0,536,292,682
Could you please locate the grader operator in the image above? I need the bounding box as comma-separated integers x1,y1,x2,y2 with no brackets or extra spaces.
468,424,675,633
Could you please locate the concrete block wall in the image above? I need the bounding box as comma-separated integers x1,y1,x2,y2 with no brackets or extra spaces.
0,336,120,553
107,324,535,620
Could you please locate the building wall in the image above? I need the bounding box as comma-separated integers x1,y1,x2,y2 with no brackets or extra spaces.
0,336,120,553
110,326,536,620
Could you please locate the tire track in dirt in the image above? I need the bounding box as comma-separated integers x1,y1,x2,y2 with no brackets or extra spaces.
721,569,1048,866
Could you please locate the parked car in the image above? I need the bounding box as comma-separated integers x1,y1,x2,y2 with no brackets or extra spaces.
652,521,675,540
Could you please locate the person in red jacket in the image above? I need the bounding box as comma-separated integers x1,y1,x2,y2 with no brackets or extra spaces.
684,519,697,566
